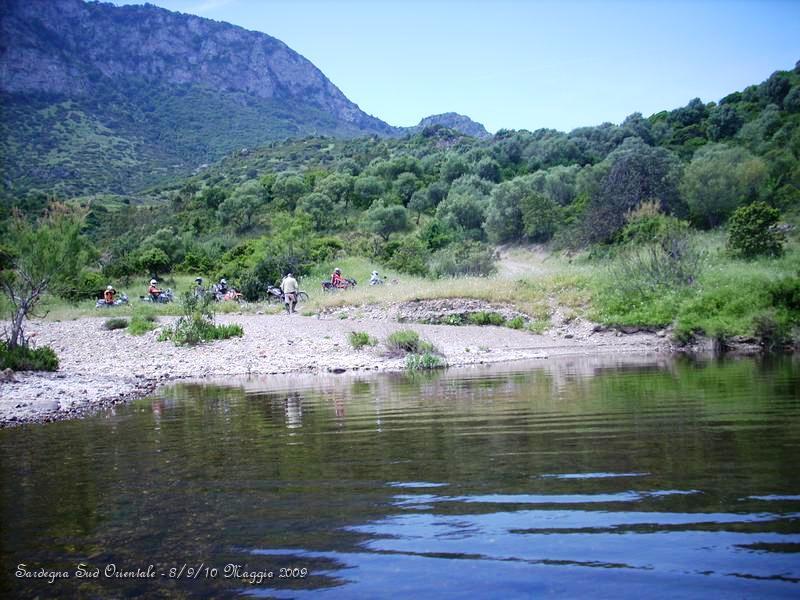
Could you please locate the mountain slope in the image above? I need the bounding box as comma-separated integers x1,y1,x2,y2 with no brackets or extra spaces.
407,113,491,139
0,0,395,198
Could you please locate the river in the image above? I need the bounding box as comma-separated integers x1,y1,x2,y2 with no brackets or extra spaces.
1,355,799,598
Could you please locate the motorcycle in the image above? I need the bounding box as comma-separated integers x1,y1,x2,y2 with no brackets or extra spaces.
141,289,174,303
322,278,357,292
266,284,308,304
95,294,129,308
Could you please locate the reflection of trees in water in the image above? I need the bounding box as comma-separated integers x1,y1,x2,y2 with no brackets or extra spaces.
4,356,798,596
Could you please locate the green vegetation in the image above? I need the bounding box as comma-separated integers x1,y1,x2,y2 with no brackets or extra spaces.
103,317,129,330
405,351,446,371
0,341,59,372
127,308,158,336
348,331,377,350
158,292,243,345
468,311,507,326
3,64,800,353
386,329,424,354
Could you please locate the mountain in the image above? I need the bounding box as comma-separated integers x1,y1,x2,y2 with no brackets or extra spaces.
407,113,491,139
0,0,396,198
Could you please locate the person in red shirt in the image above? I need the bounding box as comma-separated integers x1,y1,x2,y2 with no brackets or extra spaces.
148,279,161,301
331,268,345,288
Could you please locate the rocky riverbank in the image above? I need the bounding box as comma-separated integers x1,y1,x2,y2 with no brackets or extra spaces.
0,310,674,427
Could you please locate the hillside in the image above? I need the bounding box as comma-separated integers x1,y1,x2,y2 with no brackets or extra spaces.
0,0,396,198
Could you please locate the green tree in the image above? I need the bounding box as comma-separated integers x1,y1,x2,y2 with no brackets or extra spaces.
727,201,785,258
137,247,171,277
1,211,90,349
476,157,502,182
484,178,526,243
387,235,429,276
364,201,409,240
271,173,307,211
440,154,470,183
297,192,335,231
393,172,420,205
522,192,560,242
216,180,266,232
353,175,385,209
316,173,354,208
680,143,767,228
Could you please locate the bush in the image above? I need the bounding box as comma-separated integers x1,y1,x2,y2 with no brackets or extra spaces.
506,316,525,329
428,240,496,278
406,352,446,371
468,311,506,326
128,308,158,336
386,329,421,354
103,318,129,330
348,331,377,349
59,270,107,302
0,342,58,371
387,235,429,276
728,202,785,258
160,292,243,345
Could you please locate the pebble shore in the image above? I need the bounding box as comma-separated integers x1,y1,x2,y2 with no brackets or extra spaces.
0,311,672,427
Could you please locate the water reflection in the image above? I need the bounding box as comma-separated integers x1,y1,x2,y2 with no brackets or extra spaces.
1,355,799,598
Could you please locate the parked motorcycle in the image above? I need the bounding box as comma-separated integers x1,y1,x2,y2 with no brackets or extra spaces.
95,294,129,308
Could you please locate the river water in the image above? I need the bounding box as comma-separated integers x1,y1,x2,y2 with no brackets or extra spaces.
2,355,799,598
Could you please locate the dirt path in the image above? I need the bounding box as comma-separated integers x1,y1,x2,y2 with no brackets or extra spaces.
0,311,673,427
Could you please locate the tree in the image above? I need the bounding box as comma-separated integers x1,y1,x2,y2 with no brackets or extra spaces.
137,247,171,277
393,172,420,205
297,192,335,231
707,105,743,140
484,178,526,243
316,173,354,208
1,211,90,349
522,192,560,242
271,173,307,211
216,180,266,232
387,235,429,276
727,201,784,258
584,138,683,243
476,157,501,182
353,175,385,209
440,154,470,183
364,201,409,240
408,190,433,224
680,143,767,228
435,191,488,238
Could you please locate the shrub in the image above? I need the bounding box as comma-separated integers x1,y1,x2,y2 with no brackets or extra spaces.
349,331,377,349
128,308,158,336
160,292,243,345
103,318,129,330
727,202,785,258
386,329,421,354
468,311,506,326
59,270,107,302
506,316,525,329
428,240,496,278
406,352,446,371
0,342,58,371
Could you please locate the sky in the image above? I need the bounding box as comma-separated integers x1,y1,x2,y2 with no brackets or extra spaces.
108,0,800,133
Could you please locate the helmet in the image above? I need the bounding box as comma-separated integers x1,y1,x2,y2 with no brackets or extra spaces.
220,278,227,284
372,271,378,276
334,268,341,274
195,277,202,283
107,285,114,291
286,272,293,277
150,279,157,285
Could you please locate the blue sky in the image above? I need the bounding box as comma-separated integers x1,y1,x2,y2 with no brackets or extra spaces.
109,0,800,133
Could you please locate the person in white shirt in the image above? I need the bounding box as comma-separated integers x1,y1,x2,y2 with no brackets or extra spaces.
280,272,299,314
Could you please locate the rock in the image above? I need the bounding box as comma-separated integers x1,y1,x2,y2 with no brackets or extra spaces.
328,367,347,373
564,333,574,339
0,368,16,383
657,330,667,338
620,326,640,334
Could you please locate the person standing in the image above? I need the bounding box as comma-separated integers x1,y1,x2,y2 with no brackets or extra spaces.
280,272,299,314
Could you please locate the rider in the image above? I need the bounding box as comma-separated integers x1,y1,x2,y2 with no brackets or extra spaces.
281,271,299,314
218,278,229,295
194,277,204,298
369,271,382,285
148,279,162,301
331,268,346,289
103,285,117,304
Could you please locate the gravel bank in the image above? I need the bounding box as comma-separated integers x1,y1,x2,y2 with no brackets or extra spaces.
0,311,672,427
